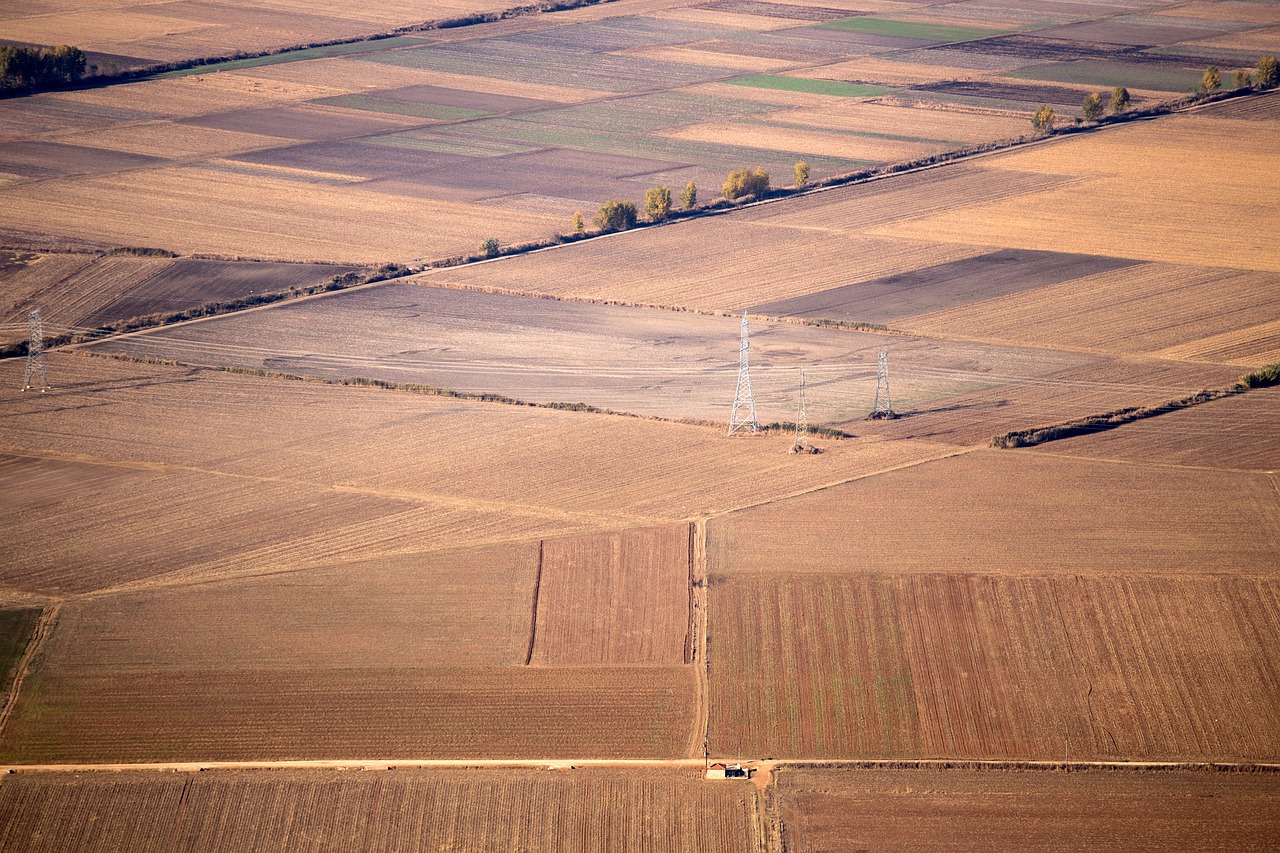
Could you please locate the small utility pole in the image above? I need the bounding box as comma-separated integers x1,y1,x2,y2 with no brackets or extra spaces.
23,309,49,392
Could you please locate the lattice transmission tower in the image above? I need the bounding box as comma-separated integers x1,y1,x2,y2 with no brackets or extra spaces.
869,349,895,419
792,368,814,452
23,309,49,393
727,310,759,435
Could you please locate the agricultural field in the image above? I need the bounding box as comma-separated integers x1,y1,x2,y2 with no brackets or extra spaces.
0,767,759,852
777,766,1280,852
1,0,1275,264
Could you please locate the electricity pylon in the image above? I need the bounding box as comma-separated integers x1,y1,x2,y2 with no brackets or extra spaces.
869,349,895,419
727,311,759,435
22,309,49,392
792,368,813,452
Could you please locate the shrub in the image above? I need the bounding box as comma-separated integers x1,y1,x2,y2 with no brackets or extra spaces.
1234,68,1253,88
794,160,809,188
593,199,637,232
1202,65,1221,91
479,237,499,257
680,180,697,210
1081,92,1103,121
643,185,671,222
1110,86,1130,113
723,167,769,200
1241,362,1280,388
1257,55,1277,88
572,210,584,234
1032,104,1055,132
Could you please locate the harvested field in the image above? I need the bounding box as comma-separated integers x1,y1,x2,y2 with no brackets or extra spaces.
1030,385,1280,472
1153,318,1280,366
55,123,290,160
0,767,758,852
0,665,697,762
935,34,1139,63
778,766,1280,852
531,525,692,666
875,99,1280,273
708,571,1280,759
85,281,1105,425
43,543,540,670
695,1,853,22
899,263,1280,362
0,141,162,181
179,105,417,140
752,249,1141,325
708,449,1280,576
664,119,941,163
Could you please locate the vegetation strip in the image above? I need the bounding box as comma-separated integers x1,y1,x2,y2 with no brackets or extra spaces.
990,363,1280,449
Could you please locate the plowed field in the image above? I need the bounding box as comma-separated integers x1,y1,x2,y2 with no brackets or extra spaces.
0,767,758,852
708,572,1280,760
778,766,1280,852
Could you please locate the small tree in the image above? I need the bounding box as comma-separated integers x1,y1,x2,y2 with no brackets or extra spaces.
1110,86,1130,114
794,161,809,189
1032,104,1055,132
571,210,584,235
723,167,770,201
594,199,637,233
1257,54,1277,89
1234,68,1254,88
1203,65,1221,92
643,185,672,222
1081,92,1103,121
680,180,697,210
479,237,499,257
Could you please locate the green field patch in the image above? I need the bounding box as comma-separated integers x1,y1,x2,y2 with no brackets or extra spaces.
314,94,491,121
0,608,40,693
817,17,1009,43
1008,60,1205,93
726,75,892,97
154,37,430,78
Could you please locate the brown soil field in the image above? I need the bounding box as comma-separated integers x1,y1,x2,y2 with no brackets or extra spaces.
43,543,540,670
767,101,1029,144
1030,386,1280,472
900,262,1280,364
708,449,1280,576
876,96,1280,273
778,766,1280,852
751,249,1140,325
708,571,1280,760
1157,1,1280,26
1,665,696,763
532,525,692,666
431,224,986,313
0,767,758,852
1153,318,1280,366
85,281,1106,425
665,120,947,163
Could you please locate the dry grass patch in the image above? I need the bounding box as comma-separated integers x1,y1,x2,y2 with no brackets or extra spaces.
55,123,292,159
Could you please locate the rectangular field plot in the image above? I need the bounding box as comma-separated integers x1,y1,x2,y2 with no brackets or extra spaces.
0,665,696,762
532,525,692,666
752,249,1140,324
778,766,1280,853
900,263,1280,361
0,767,758,853
1006,60,1206,93
179,105,415,140
1030,386,1280,472
708,450,1280,576
708,572,1280,760
84,281,1101,426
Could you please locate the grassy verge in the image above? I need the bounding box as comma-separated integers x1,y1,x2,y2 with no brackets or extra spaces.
0,609,41,695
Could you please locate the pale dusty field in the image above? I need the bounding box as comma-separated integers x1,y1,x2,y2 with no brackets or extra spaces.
0,767,759,853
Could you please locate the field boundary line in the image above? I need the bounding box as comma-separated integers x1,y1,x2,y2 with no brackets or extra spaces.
1019,448,1278,477
525,540,544,666
0,601,61,742
687,519,709,760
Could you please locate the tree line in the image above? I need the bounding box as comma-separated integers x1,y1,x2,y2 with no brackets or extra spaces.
0,44,87,93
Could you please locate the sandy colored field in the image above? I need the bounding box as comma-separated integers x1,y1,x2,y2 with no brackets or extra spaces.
1152,317,1280,366
0,0,504,64
0,767,759,852
1156,1,1280,26
55,123,293,159
532,525,692,666
0,665,696,762
804,54,1005,86
1031,386,1280,472
664,119,946,163
709,571,1280,760
431,225,985,313
624,43,801,71
900,262,1280,363
87,281,1111,425
45,75,351,120
1182,24,1280,52
709,449,1280,576
875,97,1280,273
778,766,1280,852
0,164,562,264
